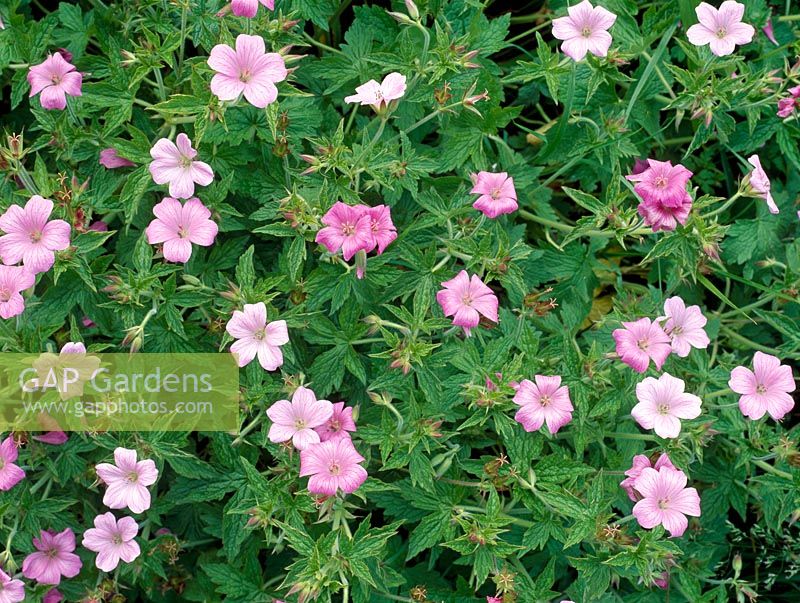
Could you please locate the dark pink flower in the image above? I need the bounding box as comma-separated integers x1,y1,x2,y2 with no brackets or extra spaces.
314,402,356,442
470,172,518,218
345,73,406,112
299,437,368,496
612,318,672,373
777,97,797,118
436,270,498,336
746,154,778,214
513,375,573,434
361,205,397,254
315,202,372,261
99,148,135,169
0,435,25,491
43,589,63,603
27,54,82,110
145,197,218,263
626,159,693,209
620,453,676,501
763,17,778,45
22,528,82,585
658,296,710,357
729,351,795,421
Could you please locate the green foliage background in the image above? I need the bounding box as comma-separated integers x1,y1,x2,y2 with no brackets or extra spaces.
1,0,800,601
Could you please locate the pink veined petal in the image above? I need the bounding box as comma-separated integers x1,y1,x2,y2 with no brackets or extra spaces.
95,462,126,484
631,399,657,430
167,170,196,199
727,21,755,44
551,15,578,40
0,233,32,265
567,0,594,23
686,23,717,46
190,161,214,186
231,0,258,18
292,428,321,451
380,72,407,101
694,2,719,28
738,394,767,420
586,30,613,58
136,459,159,486
125,484,152,513
652,413,682,439
256,342,283,371
94,549,121,572
235,34,266,66
188,219,218,247
514,404,544,432
470,292,498,323
660,509,689,537
39,85,67,110
40,219,71,250
174,134,195,159
145,219,174,245
708,36,737,56
452,305,481,329
243,79,279,108
150,138,181,162
210,74,245,101
766,391,795,421
266,399,294,424
117,539,141,564
590,4,617,30
671,487,702,516
253,53,288,83
265,320,289,346
162,238,193,263
230,337,259,367
23,245,57,274
208,44,241,76
116,517,139,541
28,67,53,96
560,37,590,61
268,422,297,443
632,467,661,498
670,393,702,419
632,496,663,529
60,71,83,97
718,0,745,24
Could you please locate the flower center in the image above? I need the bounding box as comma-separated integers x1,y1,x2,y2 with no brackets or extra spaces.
657,498,670,510
0,458,4,470
461,294,473,306
657,403,670,415
50,74,62,85
637,338,649,351
126,471,139,483
330,419,341,432
30,229,43,243
253,328,266,341
179,155,192,169
581,26,592,38
294,419,306,430
239,69,252,83
654,176,668,189
539,394,551,407
715,27,727,39
46,546,59,559
0,289,10,303
112,534,123,546
341,222,356,236
177,226,189,239
329,461,341,476
490,188,502,200
756,384,767,394
671,325,683,335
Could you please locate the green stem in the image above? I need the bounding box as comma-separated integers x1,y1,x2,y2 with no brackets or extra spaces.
752,460,793,480
705,191,743,218
606,432,657,441
720,326,784,356
232,414,263,446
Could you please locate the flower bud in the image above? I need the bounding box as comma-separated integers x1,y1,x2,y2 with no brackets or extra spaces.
404,0,420,20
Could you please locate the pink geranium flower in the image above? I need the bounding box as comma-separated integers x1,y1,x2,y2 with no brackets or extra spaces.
231,0,274,18
632,373,702,438
470,172,518,218
513,375,574,434
626,160,694,231
208,34,287,108
0,569,24,603
22,528,82,585
315,202,373,261
145,197,218,263
95,448,159,514
729,351,796,421
99,148,135,169
362,205,397,254
314,402,356,442
266,386,333,450
345,72,407,111
436,270,498,336
0,436,24,491
778,97,797,118
27,53,82,110
82,513,140,572
746,155,778,214
149,133,214,199
299,437,368,496
551,0,617,62
620,453,676,501
612,318,672,373
226,302,289,370
0,265,35,319
0,195,71,274
658,296,710,357
763,17,778,45
632,466,701,537
686,1,755,57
